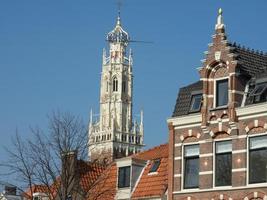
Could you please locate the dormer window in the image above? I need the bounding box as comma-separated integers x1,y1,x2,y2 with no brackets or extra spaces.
149,159,161,173
118,166,131,188
189,94,202,112
249,82,267,103
216,79,228,107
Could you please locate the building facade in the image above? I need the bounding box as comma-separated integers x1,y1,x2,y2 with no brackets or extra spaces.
88,15,144,163
168,9,267,200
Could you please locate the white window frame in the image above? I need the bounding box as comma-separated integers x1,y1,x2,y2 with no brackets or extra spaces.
213,77,229,108
212,138,232,189
246,132,267,187
181,142,200,191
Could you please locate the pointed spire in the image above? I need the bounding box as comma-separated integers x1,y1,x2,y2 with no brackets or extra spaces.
215,8,225,31
140,109,144,135
89,108,93,128
116,7,121,26
102,48,106,65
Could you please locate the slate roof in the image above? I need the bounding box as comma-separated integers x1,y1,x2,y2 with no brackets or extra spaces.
172,81,203,117
230,42,267,77
172,43,267,117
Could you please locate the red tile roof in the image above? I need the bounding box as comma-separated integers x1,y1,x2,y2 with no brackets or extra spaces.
77,160,106,192
131,144,168,199
87,163,117,200
26,144,169,200
87,143,169,200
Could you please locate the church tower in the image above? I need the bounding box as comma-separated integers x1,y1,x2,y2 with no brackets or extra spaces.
88,14,144,163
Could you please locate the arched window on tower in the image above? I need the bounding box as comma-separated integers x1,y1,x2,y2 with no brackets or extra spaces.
113,77,118,92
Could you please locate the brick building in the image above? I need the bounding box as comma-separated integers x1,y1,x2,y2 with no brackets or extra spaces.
167,9,267,200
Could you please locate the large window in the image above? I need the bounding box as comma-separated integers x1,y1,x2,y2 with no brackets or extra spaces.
249,135,267,184
215,140,232,186
216,79,228,107
184,145,199,189
118,166,131,188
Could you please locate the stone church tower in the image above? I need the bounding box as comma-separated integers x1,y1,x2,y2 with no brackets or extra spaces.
88,15,144,163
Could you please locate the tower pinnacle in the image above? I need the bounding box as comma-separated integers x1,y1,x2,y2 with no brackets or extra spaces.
215,8,225,31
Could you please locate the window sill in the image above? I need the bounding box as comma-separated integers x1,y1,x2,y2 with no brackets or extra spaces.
209,105,228,111
148,172,158,176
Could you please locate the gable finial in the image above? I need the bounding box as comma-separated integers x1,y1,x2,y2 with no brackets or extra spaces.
215,8,225,30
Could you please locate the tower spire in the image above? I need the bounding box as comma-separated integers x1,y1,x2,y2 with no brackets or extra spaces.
215,8,225,31
117,1,121,26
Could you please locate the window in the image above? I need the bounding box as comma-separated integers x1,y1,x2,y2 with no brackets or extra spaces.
215,141,232,186
118,166,131,188
216,79,228,107
249,83,267,103
189,94,202,112
184,145,199,189
249,135,267,184
149,159,161,173
113,77,118,92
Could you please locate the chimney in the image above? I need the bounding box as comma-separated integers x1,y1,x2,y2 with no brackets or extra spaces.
61,150,78,199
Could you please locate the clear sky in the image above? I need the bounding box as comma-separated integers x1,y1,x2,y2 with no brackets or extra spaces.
0,0,267,173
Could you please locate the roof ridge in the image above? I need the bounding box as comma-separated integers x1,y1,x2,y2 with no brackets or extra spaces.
230,41,267,56
132,143,168,159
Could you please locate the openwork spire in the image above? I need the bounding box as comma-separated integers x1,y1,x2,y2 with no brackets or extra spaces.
215,8,225,30
106,11,129,44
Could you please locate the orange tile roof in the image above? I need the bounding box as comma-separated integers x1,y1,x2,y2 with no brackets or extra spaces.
133,143,168,160
87,143,169,200
131,144,168,199
26,144,169,200
24,185,50,199
87,163,117,200
77,160,106,192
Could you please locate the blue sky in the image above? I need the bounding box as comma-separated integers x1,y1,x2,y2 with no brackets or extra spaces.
0,0,267,171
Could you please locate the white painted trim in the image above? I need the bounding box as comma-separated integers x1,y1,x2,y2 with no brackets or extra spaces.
199,171,213,175
174,174,181,177
232,168,246,172
173,183,267,194
232,149,246,154
174,123,202,130
209,118,229,124
167,114,201,127
174,156,182,160
131,162,147,195
237,102,267,119
229,89,244,95
199,153,213,158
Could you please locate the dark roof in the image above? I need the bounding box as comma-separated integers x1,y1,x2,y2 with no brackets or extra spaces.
230,43,267,77
173,43,267,117
172,81,203,117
